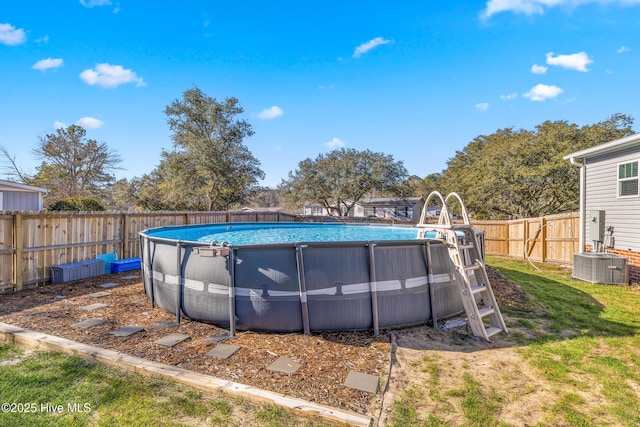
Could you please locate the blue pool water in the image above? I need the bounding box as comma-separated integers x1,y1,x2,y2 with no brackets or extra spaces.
147,223,419,245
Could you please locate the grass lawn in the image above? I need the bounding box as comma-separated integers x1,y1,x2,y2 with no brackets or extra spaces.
387,255,640,427
0,345,328,427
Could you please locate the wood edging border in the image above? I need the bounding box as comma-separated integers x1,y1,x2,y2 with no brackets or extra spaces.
0,322,372,427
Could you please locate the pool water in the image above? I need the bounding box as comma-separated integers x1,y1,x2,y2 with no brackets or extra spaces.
147,223,419,245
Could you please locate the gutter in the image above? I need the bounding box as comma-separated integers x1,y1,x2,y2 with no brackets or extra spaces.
569,157,586,252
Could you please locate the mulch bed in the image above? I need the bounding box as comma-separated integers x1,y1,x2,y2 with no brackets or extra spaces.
0,267,525,415
0,272,390,414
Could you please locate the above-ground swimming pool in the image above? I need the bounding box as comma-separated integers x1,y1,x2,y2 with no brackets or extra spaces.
139,222,481,334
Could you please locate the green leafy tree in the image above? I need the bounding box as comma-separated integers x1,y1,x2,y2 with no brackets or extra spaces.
280,148,408,216
158,87,264,211
440,114,634,219
1,125,121,206
402,173,443,198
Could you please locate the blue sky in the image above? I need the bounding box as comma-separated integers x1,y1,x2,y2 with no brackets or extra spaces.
2,1,640,187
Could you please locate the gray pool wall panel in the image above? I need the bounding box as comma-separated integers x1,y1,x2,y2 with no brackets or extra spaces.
234,247,302,332
140,227,482,333
373,244,430,328
303,246,373,331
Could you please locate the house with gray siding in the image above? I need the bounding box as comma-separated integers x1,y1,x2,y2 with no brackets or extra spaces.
564,132,640,282
0,180,48,211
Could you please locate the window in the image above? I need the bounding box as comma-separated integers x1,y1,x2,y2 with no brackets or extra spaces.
618,160,639,197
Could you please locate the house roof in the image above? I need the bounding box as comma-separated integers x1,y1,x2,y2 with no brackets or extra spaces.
359,197,424,206
563,132,640,160
0,179,48,194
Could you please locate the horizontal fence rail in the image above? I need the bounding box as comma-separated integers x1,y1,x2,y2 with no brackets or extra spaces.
0,209,579,293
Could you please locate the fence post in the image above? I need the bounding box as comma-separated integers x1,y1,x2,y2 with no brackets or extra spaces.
523,219,528,259
13,212,24,290
121,213,128,259
541,216,547,263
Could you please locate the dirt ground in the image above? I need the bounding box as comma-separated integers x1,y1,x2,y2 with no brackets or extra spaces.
0,268,535,424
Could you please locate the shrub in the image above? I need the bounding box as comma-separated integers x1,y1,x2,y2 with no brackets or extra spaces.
48,197,106,211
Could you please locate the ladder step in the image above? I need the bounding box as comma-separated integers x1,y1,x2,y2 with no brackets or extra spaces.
470,285,486,295
464,264,481,272
485,326,503,338
459,244,475,250
478,307,495,318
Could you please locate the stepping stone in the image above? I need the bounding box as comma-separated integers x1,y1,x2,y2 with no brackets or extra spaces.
99,282,119,289
80,303,108,311
154,333,190,347
72,318,107,329
87,291,112,298
267,356,301,374
122,275,139,280
110,326,144,337
205,344,241,360
344,370,380,394
151,320,176,329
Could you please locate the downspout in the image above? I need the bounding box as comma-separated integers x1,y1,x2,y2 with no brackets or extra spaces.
569,157,586,253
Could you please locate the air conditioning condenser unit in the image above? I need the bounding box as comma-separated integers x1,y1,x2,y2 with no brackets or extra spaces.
572,253,628,284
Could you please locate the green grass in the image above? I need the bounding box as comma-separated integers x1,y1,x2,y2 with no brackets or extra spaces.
0,345,330,427
387,256,640,426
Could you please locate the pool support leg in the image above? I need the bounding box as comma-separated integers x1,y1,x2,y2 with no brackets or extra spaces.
424,241,437,329
295,244,311,335
228,248,237,337
145,237,155,309
368,243,380,336
175,241,183,325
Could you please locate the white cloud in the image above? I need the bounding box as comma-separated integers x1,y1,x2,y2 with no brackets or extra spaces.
482,0,640,19
76,117,105,129
35,35,49,44
617,45,630,53
353,37,392,58
324,137,345,149
79,63,145,88
32,58,63,71
257,106,284,120
0,23,27,46
531,64,548,74
475,103,489,111
546,51,593,72
79,0,111,7
500,92,518,100
53,121,67,129
523,83,563,101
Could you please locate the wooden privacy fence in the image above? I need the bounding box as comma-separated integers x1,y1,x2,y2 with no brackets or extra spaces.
0,209,580,292
472,211,580,265
0,210,297,292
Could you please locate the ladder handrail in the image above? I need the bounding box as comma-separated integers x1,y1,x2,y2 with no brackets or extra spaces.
418,191,452,228
444,192,471,226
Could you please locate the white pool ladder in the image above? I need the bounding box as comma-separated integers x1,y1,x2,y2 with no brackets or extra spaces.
417,191,507,341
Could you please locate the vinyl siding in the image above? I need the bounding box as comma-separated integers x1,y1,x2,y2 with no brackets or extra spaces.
0,190,42,211
584,145,640,251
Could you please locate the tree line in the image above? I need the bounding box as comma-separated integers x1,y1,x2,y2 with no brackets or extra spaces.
1,86,634,219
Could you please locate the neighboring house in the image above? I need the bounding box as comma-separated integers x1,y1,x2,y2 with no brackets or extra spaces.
353,197,425,220
0,180,48,211
564,132,640,282
303,197,425,220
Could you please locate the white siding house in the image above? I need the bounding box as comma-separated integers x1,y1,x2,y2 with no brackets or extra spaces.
564,133,640,282
0,180,48,211
303,197,425,219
